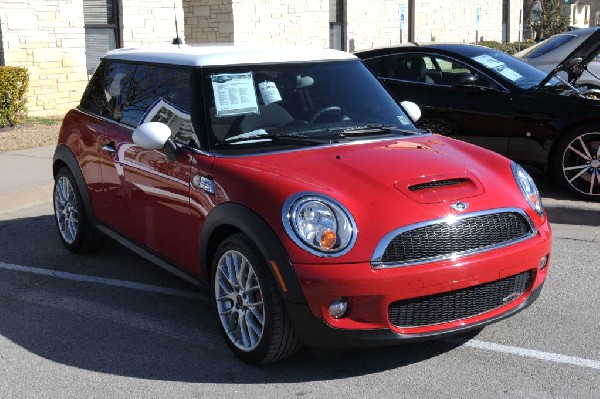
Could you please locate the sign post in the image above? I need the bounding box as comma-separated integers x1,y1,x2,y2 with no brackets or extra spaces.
475,7,481,44
399,4,406,43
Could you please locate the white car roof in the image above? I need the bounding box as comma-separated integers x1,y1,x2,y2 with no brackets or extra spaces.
103,43,356,67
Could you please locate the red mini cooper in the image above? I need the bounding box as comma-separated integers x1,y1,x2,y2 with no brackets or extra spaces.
52,44,552,364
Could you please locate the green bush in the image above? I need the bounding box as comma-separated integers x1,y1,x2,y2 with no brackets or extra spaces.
476,41,536,55
0,66,29,127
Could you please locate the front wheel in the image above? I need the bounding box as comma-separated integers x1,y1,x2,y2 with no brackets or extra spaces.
212,233,300,364
554,127,600,200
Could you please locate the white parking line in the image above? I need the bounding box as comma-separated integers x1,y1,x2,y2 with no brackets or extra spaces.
1,261,599,370
462,339,600,370
0,261,208,300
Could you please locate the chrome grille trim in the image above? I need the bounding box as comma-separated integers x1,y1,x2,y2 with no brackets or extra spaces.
371,208,537,269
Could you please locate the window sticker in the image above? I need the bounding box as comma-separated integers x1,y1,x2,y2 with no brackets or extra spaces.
397,115,410,125
472,54,522,82
141,98,194,144
211,73,259,117
258,81,282,105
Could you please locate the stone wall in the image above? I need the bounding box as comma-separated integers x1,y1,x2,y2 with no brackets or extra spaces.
184,0,329,46
184,0,234,43
121,0,186,46
347,0,524,52
231,0,329,46
0,0,88,116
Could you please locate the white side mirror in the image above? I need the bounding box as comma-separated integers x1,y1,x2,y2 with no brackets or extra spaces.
133,122,172,150
400,101,421,123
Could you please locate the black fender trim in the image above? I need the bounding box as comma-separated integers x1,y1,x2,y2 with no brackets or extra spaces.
52,144,95,219
287,282,545,348
200,202,307,304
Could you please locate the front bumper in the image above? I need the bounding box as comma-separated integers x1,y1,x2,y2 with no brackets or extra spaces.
286,282,544,348
284,221,551,347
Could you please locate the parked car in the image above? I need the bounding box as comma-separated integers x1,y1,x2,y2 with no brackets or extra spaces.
515,27,600,88
53,43,551,364
356,31,600,200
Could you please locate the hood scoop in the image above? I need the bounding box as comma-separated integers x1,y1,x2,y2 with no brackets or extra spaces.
408,178,469,192
395,173,484,204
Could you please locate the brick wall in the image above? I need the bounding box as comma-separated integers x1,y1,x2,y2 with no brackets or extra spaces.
0,0,88,117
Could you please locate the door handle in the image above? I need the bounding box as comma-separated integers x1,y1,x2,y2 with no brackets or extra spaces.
102,144,117,153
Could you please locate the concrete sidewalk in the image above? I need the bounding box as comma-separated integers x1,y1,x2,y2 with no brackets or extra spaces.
0,145,599,225
0,145,55,215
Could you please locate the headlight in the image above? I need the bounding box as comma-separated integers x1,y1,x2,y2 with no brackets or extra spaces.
283,193,357,257
511,163,544,215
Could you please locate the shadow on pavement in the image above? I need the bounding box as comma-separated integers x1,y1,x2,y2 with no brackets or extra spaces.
0,214,476,382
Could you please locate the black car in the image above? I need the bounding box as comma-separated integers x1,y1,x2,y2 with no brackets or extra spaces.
356,32,600,200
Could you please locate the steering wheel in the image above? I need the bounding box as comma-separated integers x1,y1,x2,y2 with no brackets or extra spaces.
308,106,348,123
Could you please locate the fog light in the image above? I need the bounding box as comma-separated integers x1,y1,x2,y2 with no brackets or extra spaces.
328,298,348,319
539,255,548,270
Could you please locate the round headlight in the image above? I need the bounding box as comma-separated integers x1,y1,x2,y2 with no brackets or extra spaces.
283,194,357,257
511,163,544,215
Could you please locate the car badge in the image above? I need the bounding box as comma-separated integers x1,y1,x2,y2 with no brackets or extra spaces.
502,292,520,303
450,201,469,212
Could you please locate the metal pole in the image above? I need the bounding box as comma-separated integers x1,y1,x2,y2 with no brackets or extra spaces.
408,0,415,42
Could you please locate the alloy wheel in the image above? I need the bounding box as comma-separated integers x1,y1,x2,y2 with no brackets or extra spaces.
54,175,79,244
214,249,265,352
561,132,600,197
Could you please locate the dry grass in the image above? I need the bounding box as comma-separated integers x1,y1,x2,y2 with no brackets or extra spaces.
0,116,62,152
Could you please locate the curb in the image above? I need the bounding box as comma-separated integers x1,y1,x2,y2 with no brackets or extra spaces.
542,197,600,227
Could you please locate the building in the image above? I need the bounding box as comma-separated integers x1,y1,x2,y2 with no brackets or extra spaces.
0,0,569,117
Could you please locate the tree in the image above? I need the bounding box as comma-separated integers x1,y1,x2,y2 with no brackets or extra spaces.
531,0,571,40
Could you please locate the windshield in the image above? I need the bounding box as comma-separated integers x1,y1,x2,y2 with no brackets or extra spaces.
202,60,419,153
517,34,577,59
461,47,559,89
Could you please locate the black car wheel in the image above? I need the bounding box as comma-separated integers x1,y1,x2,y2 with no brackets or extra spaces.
53,167,104,252
555,127,600,200
212,233,300,364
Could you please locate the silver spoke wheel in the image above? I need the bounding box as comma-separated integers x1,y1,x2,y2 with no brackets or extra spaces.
214,249,265,352
54,175,79,244
561,132,600,197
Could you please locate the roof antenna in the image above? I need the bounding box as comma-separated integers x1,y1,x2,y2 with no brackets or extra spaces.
172,3,183,45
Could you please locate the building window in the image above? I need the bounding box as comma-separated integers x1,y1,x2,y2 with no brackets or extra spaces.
83,0,120,75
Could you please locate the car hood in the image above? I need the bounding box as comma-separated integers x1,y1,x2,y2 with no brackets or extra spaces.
217,135,528,216
538,28,600,87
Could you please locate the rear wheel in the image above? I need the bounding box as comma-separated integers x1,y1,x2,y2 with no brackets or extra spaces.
212,233,300,364
554,127,600,200
53,167,103,252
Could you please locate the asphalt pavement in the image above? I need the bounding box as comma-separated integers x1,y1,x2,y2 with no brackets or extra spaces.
0,145,599,225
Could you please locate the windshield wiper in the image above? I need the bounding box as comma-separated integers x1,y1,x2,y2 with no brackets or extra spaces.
215,131,329,147
338,124,418,137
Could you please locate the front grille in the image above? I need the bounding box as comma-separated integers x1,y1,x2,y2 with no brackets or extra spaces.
379,211,533,266
388,271,533,328
408,178,468,191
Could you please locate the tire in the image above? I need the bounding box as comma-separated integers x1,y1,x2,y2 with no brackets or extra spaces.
554,126,600,200
53,167,104,253
212,233,300,364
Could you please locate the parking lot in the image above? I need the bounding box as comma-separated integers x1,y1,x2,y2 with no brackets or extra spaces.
0,202,597,398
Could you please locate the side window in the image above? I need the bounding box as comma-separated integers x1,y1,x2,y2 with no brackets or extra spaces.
80,60,136,120
429,56,497,88
121,66,195,145
376,55,433,84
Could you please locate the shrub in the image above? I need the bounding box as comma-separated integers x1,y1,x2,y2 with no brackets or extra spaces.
477,41,536,55
0,66,29,127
